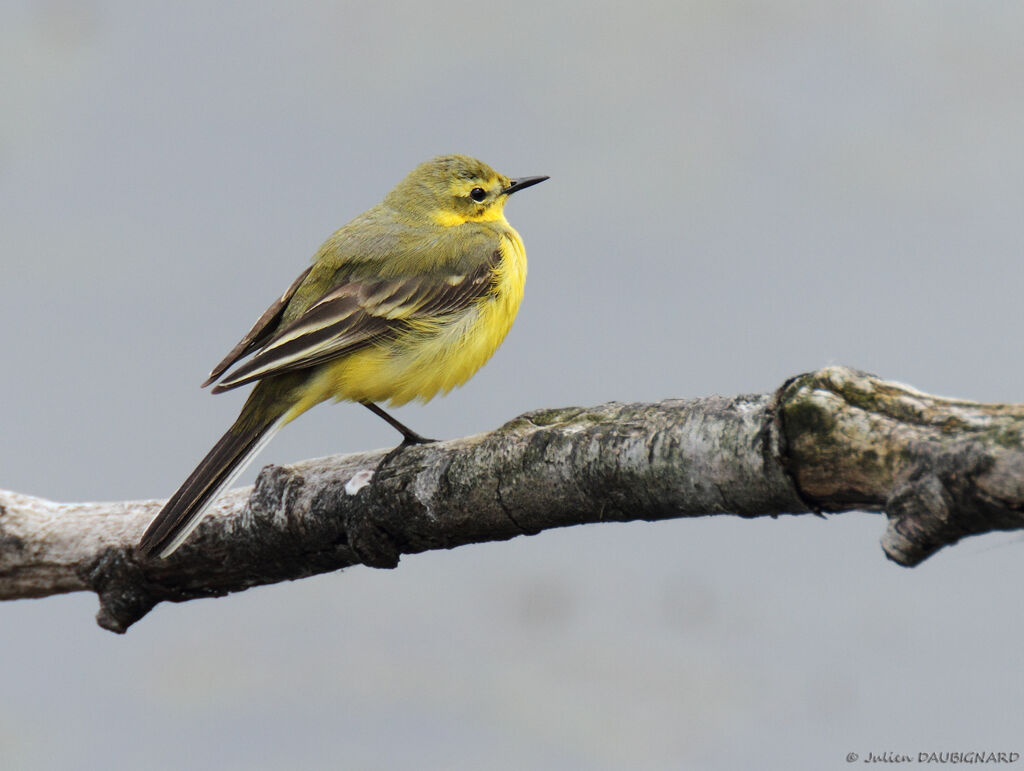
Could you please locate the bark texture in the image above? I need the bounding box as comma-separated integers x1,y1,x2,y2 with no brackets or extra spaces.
2,366,1022,633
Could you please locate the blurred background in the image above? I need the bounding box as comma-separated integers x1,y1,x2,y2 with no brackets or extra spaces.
3,1,1024,768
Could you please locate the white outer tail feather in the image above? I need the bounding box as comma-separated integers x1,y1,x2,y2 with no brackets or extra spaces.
157,417,285,558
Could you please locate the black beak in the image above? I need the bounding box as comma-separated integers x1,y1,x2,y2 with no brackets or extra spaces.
503,175,549,195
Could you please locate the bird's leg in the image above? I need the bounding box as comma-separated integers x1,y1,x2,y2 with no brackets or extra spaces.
362,402,435,444
362,402,437,468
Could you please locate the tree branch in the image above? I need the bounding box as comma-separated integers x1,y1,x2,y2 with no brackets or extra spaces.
3,366,1023,633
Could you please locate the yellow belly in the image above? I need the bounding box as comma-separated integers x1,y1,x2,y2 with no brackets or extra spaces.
286,230,527,417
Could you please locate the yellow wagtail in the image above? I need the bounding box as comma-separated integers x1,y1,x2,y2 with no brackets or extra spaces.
136,155,547,559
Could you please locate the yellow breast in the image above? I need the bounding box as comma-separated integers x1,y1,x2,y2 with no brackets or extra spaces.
295,228,527,412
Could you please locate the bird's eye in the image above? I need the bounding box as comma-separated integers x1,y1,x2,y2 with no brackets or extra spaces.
470,187,487,202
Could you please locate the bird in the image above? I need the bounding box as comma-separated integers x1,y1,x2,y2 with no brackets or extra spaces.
135,154,547,559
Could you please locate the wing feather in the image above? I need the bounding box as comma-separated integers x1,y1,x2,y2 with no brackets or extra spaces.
202,264,314,387
209,248,501,393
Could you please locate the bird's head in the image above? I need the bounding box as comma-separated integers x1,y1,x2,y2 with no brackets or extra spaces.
384,154,547,226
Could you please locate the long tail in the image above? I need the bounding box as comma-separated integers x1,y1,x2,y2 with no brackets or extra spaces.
136,401,288,560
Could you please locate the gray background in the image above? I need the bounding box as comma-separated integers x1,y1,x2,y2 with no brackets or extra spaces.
3,2,1023,769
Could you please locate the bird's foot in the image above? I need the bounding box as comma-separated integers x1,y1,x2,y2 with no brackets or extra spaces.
376,433,438,471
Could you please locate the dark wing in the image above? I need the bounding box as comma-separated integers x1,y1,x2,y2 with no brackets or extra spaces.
202,265,314,387
208,250,500,393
